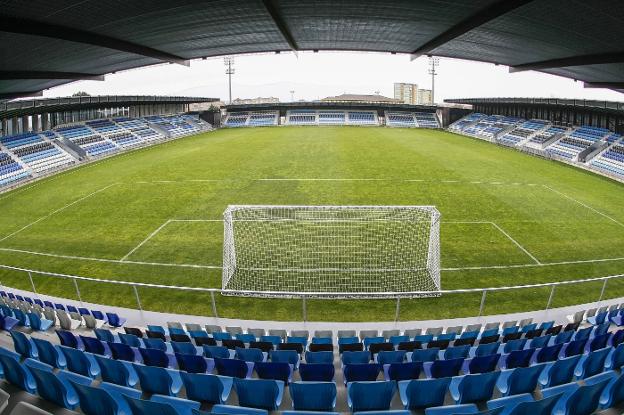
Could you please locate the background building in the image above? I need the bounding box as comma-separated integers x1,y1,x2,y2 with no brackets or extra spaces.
321,93,401,104
232,97,279,105
394,83,433,105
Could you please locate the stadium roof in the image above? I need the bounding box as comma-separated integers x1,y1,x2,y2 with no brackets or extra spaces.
2,0,624,100
321,94,401,103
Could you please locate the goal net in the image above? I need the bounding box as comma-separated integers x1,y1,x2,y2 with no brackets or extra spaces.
222,205,441,298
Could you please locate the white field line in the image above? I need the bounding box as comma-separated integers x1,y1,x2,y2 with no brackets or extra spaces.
131,178,543,186
543,185,624,229
489,222,541,265
0,247,220,269
0,183,118,243
120,220,172,261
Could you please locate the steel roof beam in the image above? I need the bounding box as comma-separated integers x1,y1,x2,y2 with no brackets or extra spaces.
0,15,190,66
0,71,105,81
510,51,624,72
411,0,535,59
583,81,624,89
261,0,299,53
0,90,43,100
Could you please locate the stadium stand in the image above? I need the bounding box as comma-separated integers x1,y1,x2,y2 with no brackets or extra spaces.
498,120,550,147
547,126,611,161
1,132,74,174
386,111,440,128
223,111,279,127
0,151,30,187
525,126,569,149
590,138,624,178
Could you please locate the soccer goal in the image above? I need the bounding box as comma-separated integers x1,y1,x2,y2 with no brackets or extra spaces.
222,205,441,298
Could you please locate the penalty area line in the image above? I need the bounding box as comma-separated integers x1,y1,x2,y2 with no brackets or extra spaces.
489,222,541,265
120,220,171,261
543,185,624,229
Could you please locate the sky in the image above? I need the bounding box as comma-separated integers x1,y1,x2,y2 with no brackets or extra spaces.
43,51,624,103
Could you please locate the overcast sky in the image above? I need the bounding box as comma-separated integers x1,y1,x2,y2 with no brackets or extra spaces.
43,52,624,103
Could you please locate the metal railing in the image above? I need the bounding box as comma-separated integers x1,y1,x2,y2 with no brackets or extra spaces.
0,263,622,322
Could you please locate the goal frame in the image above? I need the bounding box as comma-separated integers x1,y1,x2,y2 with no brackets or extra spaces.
222,205,441,298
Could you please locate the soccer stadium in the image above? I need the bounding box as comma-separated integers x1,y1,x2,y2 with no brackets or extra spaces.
0,1,624,414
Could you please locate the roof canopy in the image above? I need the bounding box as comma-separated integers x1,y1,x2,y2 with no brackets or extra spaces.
1,0,623,99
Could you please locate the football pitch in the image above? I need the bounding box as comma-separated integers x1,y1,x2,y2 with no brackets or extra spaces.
0,126,623,321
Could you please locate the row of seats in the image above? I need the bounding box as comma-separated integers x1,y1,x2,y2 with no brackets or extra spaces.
0,152,31,187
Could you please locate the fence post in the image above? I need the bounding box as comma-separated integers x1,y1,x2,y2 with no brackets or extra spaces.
546,285,556,310
133,285,142,311
73,279,83,304
210,291,218,318
27,271,37,294
395,297,401,322
599,279,608,302
479,290,487,317
302,295,307,323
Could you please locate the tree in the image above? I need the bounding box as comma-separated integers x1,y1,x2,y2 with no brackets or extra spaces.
72,91,90,97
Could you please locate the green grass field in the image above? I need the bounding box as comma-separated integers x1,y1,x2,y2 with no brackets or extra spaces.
1,126,623,321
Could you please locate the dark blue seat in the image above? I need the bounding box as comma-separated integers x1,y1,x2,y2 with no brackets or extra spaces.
172,342,198,356
299,363,334,381
538,354,581,387
210,404,267,415
176,353,210,374
386,361,423,381
487,393,559,415
575,347,610,379
28,364,92,410
411,348,439,362
466,354,500,374
133,363,182,396
233,378,284,410
236,347,265,363
554,330,574,345
143,338,167,351
0,354,36,393
343,363,381,383
475,342,500,357
398,377,451,409
106,313,126,328
81,336,108,356
535,343,563,363
305,351,333,364
139,347,170,368
255,361,291,384
108,341,136,362
496,363,545,396
528,336,550,350
214,357,250,378
289,382,336,411
10,330,38,359
450,371,500,404
236,334,256,343
94,329,115,343
71,379,141,415
445,345,470,360
32,338,67,369
94,355,138,387
429,358,464,378
377,351,406,365
342,351,371,365
270,350,299,368
203,345,230,359
564,339,587,357
118,333,141,348
27,313,53,331
122,396,178,415
503,348,534,369
347,381,396,412
589,333,610,351
543,377,610,415
60,346,101,378
573,327,592,341
181,372,233,404
150,394,201,415
606,343,624,370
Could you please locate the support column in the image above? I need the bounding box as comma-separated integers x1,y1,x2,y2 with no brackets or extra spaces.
1,119,8,136
11,117,19,135
32,114,40,132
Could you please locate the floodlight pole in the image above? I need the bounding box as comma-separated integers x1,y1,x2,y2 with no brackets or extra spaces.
224,57,235,104
428,57,439,104
290,90,295,102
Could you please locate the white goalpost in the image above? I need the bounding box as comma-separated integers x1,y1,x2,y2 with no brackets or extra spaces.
222,205,441,298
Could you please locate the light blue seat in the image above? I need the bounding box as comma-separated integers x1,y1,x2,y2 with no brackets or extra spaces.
71,380,139,415
181,373,233,404
543,377,610,415
487,393,562,415
27,313,54,331
32,338,66,369
151,395,201,415
236,347,265,363
94,355,138,387
424,404,478,415
347,381,396,412
574,347,610,379
133,363,182,396
211,404,267,415
0,354,37,393
496,363,545,396
450,371,500,404
60,346,101,378
10,330,38,359
538,354,581,388
28,364,92,409
122,396,178,415
377,351,406,365
289,381,337,411
342,351,371,365
233,378,284,410
605,343,624,370
583,370,622,409
398,378,451,409
305,351,333,364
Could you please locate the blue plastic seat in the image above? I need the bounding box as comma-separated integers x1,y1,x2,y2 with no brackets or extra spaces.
106,313,127,328
589,333,610,352
496,363,545,396
606,343,624,370
214,357,250,378
390,335,410,346
424,404,479,415
573,326,592,341
12,309,29,327
289,381,336,411
94,355,138,387
475,342,500,357
211,404,267,415
450,371,500,404
311,336,332,345
487,393,558,415
344,363,381,383
445,345,470,360
181,372,233,404
563,339,587,357
347,381,395,412
553,330,574,345
305,351,333,364
528,336,550,350
398,378,451,409
377,350,406,365
139,347,170,368
172,342,198,356
11,330,38,358
429,358,463,378
81,336,109,356
438,333,457,342
342,351,371,365
122,395,178,415
213,332,232,341
108,342,136,362
535,343,563,363
236,347,265,363
147,325,166,334
71,379,140,415
118,333,141,348
260,335,281,345
28,364,92,409
386,361,423,381
27,313,53,331
461,331,479,340
151,395,201,415
203,345,230,359
411,348,439,362
466,354,500,374
255,361,291,383
502,348,534,369
234,378,284,410
543,377,610,415
236,334,256,343
481,328,499,338
287,336,308,347
270,350,299,368
299,363,334,381
0,354,36,393
575,347,610,379
538,354,581,387
0,315,19,332
60,346,101,378
414,334,434,343
502,339,524,354
94,329,115,343
144,338,168,351
133,363,182,396
32,338,67,369
176,353,211,374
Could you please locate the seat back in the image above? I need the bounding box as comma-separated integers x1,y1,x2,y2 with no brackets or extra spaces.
143,338,167,351
70,380,119,415
564,339,587,357
94,355,133,386
468,354,500,374
411,348,439,362
299,363,334,381
505,363,545,395
123,396,178,415
172,341,197,355
118,333,141,348
0,354,35,393
536,343,563,363
132,364,173,395
81,336,106,356
11,330,35,358
387,362,422,381
94,329,115,343
528,335,550,349
270,350,299,365
139,347,169,368
475,342,500,357
108,342,135,362
580,347,611,379
456,371,500,403
28,365,75,409
305,351,333,364
403,377,452,409
430,358,463,378
60,346,98,377
344,363,381,382
235,347,264,362
214,358,248,378
255,361,291,383
32,338,63,368
234,378,282,410
175,353,208,374
547,355,582,387
348,381,395,412
444,345,470,360
181,372,227,404
377,350,406,365
203,345,230,359
504,339,526,353
564,379,610,415
342,350,370,365
290,381,336,411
